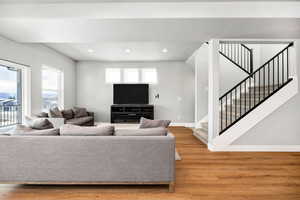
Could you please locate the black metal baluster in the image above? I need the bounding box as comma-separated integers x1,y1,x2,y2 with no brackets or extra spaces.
287,48,289,80
240,85,242,116
277,56,280,86
225,95,227,128
254,74,256,106
237,44,240,66
244,48,246,71
268,63,270,95
230,92,232,123
263,66,266,98
259,68,261,102
282,52,284,83
273,59,275,91
235,88,237,120
221,98,223,131
244,81,246,114
249,78,251,109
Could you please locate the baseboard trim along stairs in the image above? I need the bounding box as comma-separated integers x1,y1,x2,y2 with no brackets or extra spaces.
208,144,300,152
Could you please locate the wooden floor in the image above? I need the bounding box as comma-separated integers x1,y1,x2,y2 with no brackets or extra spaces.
1,127,300,200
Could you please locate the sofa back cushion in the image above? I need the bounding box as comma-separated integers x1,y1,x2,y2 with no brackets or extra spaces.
114,127,167,136
139,117,171,129
35,112,49,118
60,124,114,136
73,107,88,118
9,124,59,136
25,116,54,130
62,109,74,120
49,107,63,118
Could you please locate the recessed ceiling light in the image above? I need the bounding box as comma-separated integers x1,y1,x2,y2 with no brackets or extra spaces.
125,49,131,53
162,48,168,53
87,49,94,53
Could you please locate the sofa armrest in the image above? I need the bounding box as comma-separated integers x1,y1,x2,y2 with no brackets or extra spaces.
87,112,94,118
41,118,65,128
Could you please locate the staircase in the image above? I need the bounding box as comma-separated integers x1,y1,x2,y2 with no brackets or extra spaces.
193,41,295,144
219,42,293,135
193,121,208,144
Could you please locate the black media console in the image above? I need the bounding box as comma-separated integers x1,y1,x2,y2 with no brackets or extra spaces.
111,104,154,123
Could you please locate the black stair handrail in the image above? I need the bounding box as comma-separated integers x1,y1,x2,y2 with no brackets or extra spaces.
219,42,294,135
219,43,253,74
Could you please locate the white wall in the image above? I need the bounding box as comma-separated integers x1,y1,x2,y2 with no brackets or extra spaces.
0,36,76,115
232,40,300,145
76,61,195,123
193,43,209,123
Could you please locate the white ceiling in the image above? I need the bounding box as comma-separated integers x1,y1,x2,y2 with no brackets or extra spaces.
0,0,292,3
0,1,299,61
0,18,299,61
47,42,202,61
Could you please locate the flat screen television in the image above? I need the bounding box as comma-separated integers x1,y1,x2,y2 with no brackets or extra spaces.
113,84,149,104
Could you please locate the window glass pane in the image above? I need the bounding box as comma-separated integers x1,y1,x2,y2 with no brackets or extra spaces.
42,66,62,111
105,68,121,83
141,68,157,84
42,68,60,90
42,90,58,111
124,68,139,83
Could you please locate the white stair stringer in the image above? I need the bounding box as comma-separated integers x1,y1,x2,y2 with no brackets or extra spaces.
211,77,298,147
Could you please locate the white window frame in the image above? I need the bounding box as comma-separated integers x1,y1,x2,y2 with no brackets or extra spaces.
105,68,121,84
141,68,158,84
0,59,31,121
123,68,140,83
41,65,64,111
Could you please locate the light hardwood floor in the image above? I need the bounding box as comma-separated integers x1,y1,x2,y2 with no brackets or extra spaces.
1,127,300,200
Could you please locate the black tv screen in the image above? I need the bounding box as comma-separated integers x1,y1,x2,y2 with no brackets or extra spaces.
113,84,149,104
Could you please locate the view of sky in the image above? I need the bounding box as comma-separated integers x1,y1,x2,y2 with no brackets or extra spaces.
0,65,17,95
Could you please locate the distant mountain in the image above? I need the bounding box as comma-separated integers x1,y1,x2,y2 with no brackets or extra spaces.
0,92,16,99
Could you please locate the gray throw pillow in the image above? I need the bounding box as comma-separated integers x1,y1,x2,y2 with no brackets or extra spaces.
25,116,54,130
62,109,74,120
114,127,167,136
139,117,171,129
49,107,63,118
9,124,59,136
73,107,88,118
60,124,114,136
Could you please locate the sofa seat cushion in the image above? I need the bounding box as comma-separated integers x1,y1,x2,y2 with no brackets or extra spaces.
114,127,167,136
66,116,93,125
9,125,59,136
60,124,114,136
139,117,171,129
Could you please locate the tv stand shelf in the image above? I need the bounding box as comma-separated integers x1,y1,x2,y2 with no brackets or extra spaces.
111,104,154,123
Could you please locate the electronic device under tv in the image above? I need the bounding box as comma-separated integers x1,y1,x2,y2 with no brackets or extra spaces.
113,84,149,104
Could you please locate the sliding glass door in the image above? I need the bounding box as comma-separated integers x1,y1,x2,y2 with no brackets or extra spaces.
0,64,22,127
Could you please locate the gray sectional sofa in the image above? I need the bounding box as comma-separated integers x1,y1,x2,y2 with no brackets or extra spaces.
0,132,176,191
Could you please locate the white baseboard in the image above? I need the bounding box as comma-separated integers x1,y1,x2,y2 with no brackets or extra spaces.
208,143,300,152
97,122,195,128
170,122,194,127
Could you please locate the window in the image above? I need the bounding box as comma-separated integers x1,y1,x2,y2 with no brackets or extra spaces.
123,68,139,83
142,68,157,84
105,67,157,84
42,66,63,111
105,68,121,83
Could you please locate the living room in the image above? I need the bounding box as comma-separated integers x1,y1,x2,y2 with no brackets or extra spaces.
1,1,300,200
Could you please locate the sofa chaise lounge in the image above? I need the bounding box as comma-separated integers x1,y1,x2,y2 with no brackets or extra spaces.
0,133,175,192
